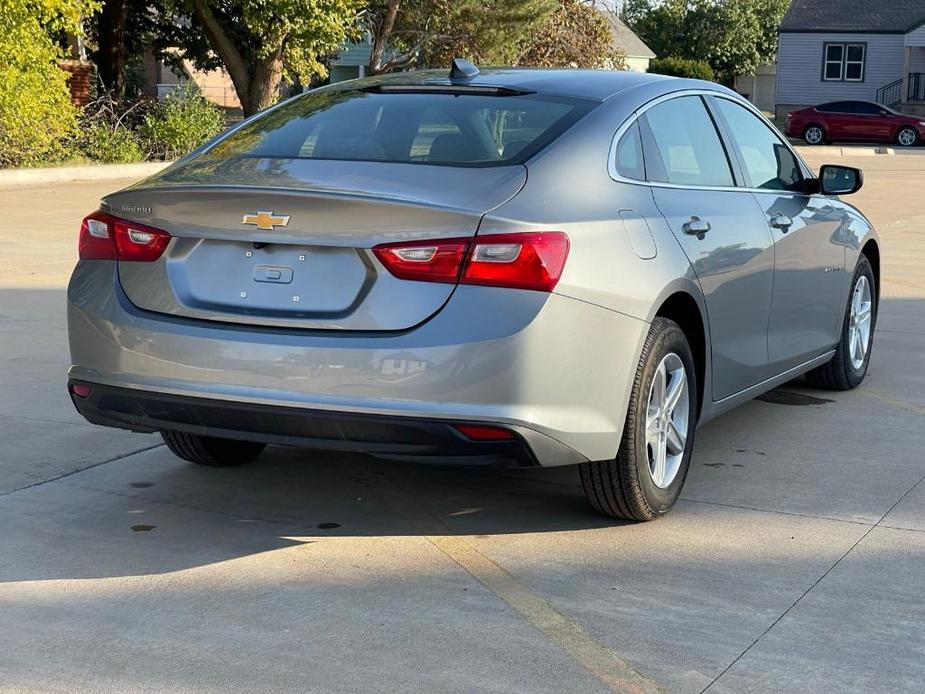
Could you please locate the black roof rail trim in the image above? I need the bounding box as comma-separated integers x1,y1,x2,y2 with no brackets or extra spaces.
360,84,534,96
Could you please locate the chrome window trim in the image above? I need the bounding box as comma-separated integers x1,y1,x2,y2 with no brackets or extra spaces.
607,88,816,196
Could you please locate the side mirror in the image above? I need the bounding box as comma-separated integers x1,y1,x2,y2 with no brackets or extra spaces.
816,165,863,195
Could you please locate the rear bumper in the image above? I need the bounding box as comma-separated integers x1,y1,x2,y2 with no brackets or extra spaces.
70,382,541,467
67,261,649,466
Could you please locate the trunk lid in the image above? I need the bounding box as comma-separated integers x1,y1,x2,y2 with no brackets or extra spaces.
108,157,526,331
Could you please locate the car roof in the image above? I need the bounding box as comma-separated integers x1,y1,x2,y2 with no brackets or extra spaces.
333,67,673,102
815,100,894,109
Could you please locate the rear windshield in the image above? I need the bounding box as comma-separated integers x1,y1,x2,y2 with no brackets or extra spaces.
205,88,598,167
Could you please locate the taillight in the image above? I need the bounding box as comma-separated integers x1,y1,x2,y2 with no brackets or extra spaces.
78,211,171,262
371,238,468,283
373,232,569,292
463,232,569,292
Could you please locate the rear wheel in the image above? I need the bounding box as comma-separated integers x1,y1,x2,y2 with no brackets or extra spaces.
803,124,825,145
579,318,697,521
896,127,919,147
161,431,266,467
806,255,876,390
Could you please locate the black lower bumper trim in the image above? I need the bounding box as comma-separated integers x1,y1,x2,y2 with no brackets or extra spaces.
69,381,539,468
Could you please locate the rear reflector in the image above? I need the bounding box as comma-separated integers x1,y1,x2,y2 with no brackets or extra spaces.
79,211,171,262
69,383,92,398
373,232,569,292
453,424,517,441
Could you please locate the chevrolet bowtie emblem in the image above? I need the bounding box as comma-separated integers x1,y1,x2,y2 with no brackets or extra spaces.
242,209,290,230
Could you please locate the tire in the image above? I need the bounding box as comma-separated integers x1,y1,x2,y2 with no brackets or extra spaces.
896,126,919,147
805,255,877,390
803,124,826,145
161,430,266,467
579,318,698,521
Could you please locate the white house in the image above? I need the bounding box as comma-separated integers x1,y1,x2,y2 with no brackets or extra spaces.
602,12,656,73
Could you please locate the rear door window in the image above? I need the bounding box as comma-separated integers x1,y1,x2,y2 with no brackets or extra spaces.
640,96,734,187
206,88,597,167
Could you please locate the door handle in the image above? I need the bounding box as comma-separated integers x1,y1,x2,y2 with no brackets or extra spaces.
682,216,711,240
769,213,793,231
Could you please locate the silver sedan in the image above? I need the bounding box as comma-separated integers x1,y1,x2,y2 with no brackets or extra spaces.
67,62,879,520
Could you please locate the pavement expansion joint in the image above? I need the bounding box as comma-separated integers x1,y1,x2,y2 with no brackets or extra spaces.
0,443,165,500
702,468,925,692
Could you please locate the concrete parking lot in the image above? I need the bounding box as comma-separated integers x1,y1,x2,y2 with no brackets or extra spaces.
1,154,924,693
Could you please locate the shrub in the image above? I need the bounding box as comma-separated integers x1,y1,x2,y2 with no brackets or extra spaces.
138,84,224,160
648,57,715,81
0,0,94,167
78,122,145,163
75,93,146,163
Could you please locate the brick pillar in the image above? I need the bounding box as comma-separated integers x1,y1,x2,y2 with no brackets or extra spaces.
59,61,94,107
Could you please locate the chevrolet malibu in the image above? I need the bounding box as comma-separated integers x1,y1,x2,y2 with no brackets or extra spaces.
67,63,880,521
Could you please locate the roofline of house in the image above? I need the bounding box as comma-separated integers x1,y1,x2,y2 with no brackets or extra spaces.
780,28,906,35
779,17,925,36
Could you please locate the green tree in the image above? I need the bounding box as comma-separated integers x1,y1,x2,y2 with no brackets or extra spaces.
152,0,363,116
365,0,555,75
0,0,99,167
517,1,626,69
622,0,789,83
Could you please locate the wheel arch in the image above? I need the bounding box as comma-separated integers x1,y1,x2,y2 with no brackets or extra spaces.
861,237,880,302
654,291,708,419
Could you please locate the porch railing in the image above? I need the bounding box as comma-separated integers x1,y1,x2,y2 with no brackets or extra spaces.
909,72,925,102
876,73,925,108
876,78,903,108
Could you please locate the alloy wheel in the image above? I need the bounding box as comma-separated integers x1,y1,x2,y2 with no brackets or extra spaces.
805,126,824,145
898,128,918,147
645,352,689,489
848,275,873,370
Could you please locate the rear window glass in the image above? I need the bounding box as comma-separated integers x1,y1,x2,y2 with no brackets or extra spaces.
206,88,598,167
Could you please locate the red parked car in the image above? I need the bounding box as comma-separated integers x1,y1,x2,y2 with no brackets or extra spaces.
786,100,925,147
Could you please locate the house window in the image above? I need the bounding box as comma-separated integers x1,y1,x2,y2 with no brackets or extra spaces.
823,43,866,82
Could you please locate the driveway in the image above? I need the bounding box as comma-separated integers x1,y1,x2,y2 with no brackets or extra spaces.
1,158,923,693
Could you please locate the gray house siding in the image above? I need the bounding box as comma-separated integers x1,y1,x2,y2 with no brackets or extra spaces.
776,32,906,113
913,51,925,72
910,26,925,71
